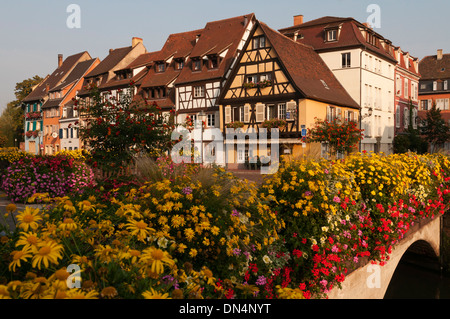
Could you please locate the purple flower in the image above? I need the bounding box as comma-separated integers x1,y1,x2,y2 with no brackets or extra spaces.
182,187,193,195
255,276,267,286
231,209,239,217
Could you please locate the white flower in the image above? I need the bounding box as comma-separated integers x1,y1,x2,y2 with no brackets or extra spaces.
157,237,168,249
262,255,272,264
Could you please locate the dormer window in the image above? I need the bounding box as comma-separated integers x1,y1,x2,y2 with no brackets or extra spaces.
209,55,219,69
367,33,377,46
193,59,202,71
176,60,184,70
156,62,165,73
326,29,338,42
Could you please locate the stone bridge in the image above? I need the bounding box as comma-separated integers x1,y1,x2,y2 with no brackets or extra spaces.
327,215,442,299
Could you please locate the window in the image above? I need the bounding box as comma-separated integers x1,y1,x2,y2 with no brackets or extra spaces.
207,113,215,127
433,81,437,91
396,76,402,96
278,103,286,120
193,60,202,71
404,79,409,98
177,60,184,70
367,33,377,46
156,63,165,73
404,107,409,128
396,106,401,128
342,53,351,68
253,36,266,49
209,56,219,69
326,29,337,42
193,86,205,98
266,104,276,120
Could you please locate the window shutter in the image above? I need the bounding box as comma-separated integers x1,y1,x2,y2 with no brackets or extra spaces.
255,103,265,122
59,129,63,139
225,106,232,124
244,104,250,123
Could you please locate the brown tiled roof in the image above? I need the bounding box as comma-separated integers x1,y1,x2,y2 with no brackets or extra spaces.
23,51,89,102
85,46,134,78
419,54,450,80
279,16,397,64
50,58,99,92
260,22,359,109
175,13,255,85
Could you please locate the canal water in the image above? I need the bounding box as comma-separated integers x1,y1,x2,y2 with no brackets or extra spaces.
384,251,450,299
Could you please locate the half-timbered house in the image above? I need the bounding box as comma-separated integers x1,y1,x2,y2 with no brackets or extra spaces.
219,20,360,169
173,14,255,165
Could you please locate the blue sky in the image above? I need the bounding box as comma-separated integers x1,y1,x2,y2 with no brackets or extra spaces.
1,0,449,112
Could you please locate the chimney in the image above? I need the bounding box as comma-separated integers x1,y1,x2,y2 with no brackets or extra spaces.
437,49,443,60
109,48,114,54
132,37,143,47
58,54,63,68
46,83,50,93
294,14,303,26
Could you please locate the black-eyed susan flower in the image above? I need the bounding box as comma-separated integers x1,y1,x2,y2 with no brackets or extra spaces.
141,247,175,274
9,246,33,272
59,218,78,231
16,207,42,231
142,288,171,299
126,219,154,241
31,240,64,270
65,288,99,299
16,232,40,253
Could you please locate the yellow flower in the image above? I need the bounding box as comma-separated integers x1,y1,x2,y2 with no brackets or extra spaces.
126,219,154,241
16,207,42,231
16,232,40,252
141,247,175,274
6,203,17,213
184,228,195,241
9,246,33,272
59,218,78,231
77,200,94,212
189,248,198,258
65,289,99,299
31,240,64,270
142,288,171,299
0,285,10,299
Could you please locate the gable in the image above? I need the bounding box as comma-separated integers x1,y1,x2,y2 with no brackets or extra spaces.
222,25,297,101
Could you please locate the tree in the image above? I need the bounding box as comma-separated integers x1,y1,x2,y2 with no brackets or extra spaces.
422,102,450,153
393,99,428,154
306,117,364,158
0,75,44,147
77,83,174,173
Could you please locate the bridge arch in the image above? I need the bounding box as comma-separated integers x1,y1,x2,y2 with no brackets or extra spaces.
384,240,441,298
327,216,442,299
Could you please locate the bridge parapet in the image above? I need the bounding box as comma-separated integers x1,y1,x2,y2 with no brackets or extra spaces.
327,215,441,299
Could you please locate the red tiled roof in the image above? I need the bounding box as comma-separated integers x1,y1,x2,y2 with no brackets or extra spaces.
175,13,255,85
260,22,359,109
23,51,90,102
419,53,450,80
279,16,397,64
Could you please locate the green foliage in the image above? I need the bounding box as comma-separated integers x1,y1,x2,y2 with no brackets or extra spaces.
77,85,174,173
422,103,450,153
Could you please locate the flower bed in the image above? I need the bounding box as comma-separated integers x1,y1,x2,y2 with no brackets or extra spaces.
1,153,94,203
0,152,448,299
